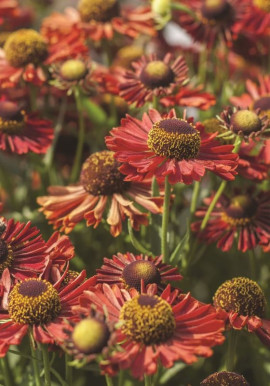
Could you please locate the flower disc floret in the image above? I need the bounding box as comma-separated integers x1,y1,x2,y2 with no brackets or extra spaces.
78,0,119,22
200,371,250,386
4,29,48,68
8,278,61,325
120,294,175,345
140,61,175,89
72,318,110,354
213,277,266,317
0,101,25,134
231,110,262,134
147,118,201,160
80,151,128,196
122,260,161,290
253,0,270,12
0,239,13,275
222,195,256,226
60,59,88,81
201,0,232,21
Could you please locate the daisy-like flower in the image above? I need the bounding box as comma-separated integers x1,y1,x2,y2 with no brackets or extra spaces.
230,75,270,120
0,28,88,88
218,106,270,141
96,252,182,291
237,140,269,182
0,100,53,154
200,371,250,385
213,277,270,348
173,0,247,47
106,109,239,185
0,217,46,282
234,0,270,37
37,150,163,237
50,58,91,91
0,272,96,356
118,53,188,107
160,85,216,110
79,283,225,380
61,307,116,364
191,190,270,252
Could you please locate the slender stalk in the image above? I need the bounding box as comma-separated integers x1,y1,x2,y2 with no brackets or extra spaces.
65,353,72,385
105,375,114,386
144,375,152,386
118,370,124,386
198,48,208,86
0,356,12,386
171,3,198,18
200,180,227,230
29,335,42,386
190,181,200,215
225,330,238,372
152,95,159,109
70,86,85,182
161,176,171,262
40,344,51,386
248,249,257,280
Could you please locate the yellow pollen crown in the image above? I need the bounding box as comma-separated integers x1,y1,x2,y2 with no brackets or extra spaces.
254,0,270,12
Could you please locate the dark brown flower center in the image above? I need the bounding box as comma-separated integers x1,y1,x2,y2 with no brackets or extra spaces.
0,101,25,133
122,260,161,291
147,118,201,160
78,0,119,22
223,195,257,226
8,278,61,325
200,371,250,386
201,0,232,21
140,61,175,89
213,277,266,317
0,240,8,264
119,294,175,345
0,239,14,275
230,110,262,134
80,151,129,196
72,318,110,354
4,29,48,68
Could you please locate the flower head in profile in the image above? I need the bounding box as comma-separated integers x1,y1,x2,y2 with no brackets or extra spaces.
37,151,163,237
200,371,250,385
0,100,53,154
79,284,225,379
213,277,270,348
173,0,247,47
96,252,182,292
118,53,188,107
0,272,96,357
106,109,238,185
192,189,270,252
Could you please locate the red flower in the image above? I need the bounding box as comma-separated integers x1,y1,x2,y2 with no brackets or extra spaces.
106,109,238,185
37,151,163,236
79,283,225,380
0,272,96,357
238,140,269,182
192,190,270,252
233,1,270,37
0,100,53,154
0,217,46,282
118,53,188,107
96,252,182,291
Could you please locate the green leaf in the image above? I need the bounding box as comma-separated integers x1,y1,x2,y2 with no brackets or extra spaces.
159,363,186,384
169,226,190,263
81,97,107,125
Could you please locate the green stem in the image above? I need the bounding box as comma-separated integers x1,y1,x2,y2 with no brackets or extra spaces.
225,329,238,372
190,181,200,215
0,356,12,386
200,180,227,230
144,375,152,386
105,375,114,386
70,86,85,183
118,370,124,386
248,249,257,280
65,353,72,385
152,95,159,109
161,176,171,263
198,48,208,86
29,334,42,386
171,3,198,18
128,219,153,256
41,344,51,386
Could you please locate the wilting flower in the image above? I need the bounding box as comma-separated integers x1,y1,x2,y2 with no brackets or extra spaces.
173,0,247,47
213,277,270,348
96,252,182,291
0,217,46,282
200,371,250,385
79,283,225,379
50,58,91,91
37,151,163,237
118,53,188,107
0,100,53,154
218,106,269,141
106,109,238,185
61,307,116,365
0,272,96,356
192,189,270,252
230,75,270,120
